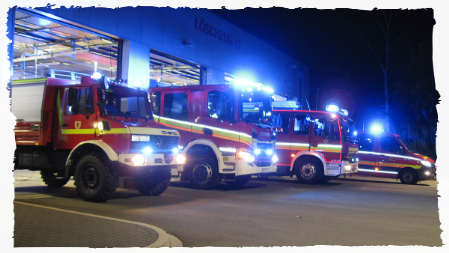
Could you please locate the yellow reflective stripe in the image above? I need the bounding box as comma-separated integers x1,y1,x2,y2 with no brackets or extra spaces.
94,128,129,134
349,147,358,153
61,129,95,134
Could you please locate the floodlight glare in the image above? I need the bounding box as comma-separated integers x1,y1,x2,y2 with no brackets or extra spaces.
92,72,102,79
326,105,339,112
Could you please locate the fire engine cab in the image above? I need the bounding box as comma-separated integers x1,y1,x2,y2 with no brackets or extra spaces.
356,130,436,184
271,102,359,183
149,83,278,189
13,76,186,202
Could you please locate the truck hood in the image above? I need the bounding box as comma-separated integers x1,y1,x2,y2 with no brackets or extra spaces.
411,153,435,163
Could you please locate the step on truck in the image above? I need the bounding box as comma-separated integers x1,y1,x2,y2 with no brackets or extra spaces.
13,76,186,202
271,102,359,183
149,83,278,189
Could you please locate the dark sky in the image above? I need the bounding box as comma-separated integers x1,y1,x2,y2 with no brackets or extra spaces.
209,8,436,129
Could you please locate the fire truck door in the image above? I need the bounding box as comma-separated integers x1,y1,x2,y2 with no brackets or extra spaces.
357,133,379,175
310,116,341,163
378,135,406,175
272,112,292,166
56,87,97,150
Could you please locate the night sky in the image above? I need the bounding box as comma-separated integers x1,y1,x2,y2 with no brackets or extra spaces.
210,8,436,132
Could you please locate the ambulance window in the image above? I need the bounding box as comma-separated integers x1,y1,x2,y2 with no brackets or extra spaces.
358,134,375,151
65,88,94,115
208,90,234,120
151,91,161,116
164,93,188,120
273,113,290,134
381,136,405,154
294,114,310,135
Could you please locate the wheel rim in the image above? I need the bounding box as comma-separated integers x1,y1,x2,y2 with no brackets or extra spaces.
192,162,213,184
300,162,316,180
403,172,414,183
82,167,100,191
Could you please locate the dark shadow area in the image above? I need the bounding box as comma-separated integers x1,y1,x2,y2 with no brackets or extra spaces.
333,177,432,187
169,180,268,191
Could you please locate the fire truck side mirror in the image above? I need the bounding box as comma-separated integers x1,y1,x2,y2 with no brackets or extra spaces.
67,87,77,106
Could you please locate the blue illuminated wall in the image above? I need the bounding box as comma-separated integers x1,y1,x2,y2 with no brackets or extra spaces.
35,6,309,104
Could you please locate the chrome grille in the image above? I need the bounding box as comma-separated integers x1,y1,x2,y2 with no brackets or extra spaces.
131,136,179,153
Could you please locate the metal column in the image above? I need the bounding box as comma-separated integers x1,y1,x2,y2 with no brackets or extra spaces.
0,0,15,198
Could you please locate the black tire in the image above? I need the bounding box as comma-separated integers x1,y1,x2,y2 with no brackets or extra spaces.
295,158,324,184
187,155,221,189
74,153,117,202
40,170,70,187
399,169,419,184
226,175,252,187
134,169,171,196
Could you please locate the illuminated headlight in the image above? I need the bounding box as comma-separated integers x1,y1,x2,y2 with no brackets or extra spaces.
132,135,150,142
176,154,186,164
344,165,352,171
143,147,153,155
237,150,255,162
254,149,261,155
425,171,431,176
266,149,273,155
172,148,179,154
132,155,145,166
97,121,104,131
420,160,432,167
271,153,278,163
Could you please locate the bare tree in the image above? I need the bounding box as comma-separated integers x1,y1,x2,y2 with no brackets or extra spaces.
354,10,393,132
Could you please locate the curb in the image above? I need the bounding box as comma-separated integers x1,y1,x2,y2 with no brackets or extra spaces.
14,201,177,248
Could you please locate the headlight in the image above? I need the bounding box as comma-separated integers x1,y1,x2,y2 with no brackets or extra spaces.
132,155,145,166
271,153,278,163
425,171,431,176
266,149,273,155
143,147,153,155
172,148,179,154
176,154,186,164
132,135,150,142
237,150,255,162
254,148,261,155
344,165,352,171
421,160,432,167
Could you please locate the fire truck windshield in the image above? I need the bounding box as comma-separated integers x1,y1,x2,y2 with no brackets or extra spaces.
238,90,272,127
397,136,415,153
102,86,152,120
341,117,357,142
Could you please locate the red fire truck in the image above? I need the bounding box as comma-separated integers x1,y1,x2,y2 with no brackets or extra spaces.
271,102,359,183
13,76,186,202
356,130,436,184
148,83,277,189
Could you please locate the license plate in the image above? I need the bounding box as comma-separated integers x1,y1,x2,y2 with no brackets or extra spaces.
132,135,150,141
261,168,269,173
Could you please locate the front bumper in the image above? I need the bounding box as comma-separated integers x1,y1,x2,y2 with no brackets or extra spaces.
326,160,358,176
235,158,277,176
118,153,185,167
417,165,436,181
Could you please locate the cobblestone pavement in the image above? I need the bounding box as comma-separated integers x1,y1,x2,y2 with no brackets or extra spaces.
13,201,160,248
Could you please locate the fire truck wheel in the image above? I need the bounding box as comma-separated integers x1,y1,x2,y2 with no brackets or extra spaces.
134,169,171,196
40,170,70,187
226,175,252,187
399,169,419,184
295,158,323,184
74,153,117,202
187,155,220,189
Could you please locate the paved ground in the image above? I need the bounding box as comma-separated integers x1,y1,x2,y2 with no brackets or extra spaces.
10,170,443,247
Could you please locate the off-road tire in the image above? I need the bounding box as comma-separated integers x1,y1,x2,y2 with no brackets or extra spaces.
40,170,70,187
295,158,324,184
134,169,171,196
225,175,252,187
74,153,117,202
399,168,419,184
188,155,221,189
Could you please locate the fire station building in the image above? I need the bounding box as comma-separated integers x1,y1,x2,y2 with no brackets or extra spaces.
7,6,309,105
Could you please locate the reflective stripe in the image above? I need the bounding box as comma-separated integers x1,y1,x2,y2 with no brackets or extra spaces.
358,168,398,175
358,151,422,161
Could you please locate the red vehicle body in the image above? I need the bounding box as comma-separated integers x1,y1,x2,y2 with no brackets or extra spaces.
13,76,185,202
356,131,436,184
149,84,277,189
270,102,359,183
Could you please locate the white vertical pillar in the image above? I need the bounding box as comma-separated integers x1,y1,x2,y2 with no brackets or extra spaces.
0,0,15,198
206,68,225,85
121,40,150,91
